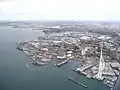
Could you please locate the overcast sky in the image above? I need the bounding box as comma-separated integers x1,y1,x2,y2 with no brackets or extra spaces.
0,0,120,21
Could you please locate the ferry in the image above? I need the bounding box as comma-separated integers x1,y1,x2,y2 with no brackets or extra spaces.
68,77,87,88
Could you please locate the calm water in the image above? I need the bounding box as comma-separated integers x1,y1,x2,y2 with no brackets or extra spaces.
0,27,110,90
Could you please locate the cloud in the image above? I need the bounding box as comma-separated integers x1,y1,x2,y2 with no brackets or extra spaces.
0,0,14,2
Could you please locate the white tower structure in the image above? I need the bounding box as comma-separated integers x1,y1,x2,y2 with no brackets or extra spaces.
96,42,105,80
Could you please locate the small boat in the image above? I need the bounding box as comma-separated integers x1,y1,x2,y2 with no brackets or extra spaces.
26,64,29,68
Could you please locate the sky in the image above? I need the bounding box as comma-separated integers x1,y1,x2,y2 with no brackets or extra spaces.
0,0,120,21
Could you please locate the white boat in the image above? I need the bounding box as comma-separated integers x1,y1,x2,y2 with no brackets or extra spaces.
26,64,29,68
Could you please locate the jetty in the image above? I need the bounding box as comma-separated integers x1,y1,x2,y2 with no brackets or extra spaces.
68,77,87,88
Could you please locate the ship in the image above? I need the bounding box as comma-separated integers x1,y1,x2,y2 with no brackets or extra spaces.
55,59,69,67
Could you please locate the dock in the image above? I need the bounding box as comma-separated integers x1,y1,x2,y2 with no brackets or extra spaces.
55,59,69,67
68,77,87,88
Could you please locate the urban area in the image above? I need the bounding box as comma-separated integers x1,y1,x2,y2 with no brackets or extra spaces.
16,22,120,89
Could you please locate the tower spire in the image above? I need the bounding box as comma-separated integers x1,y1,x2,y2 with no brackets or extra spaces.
96,42,105,80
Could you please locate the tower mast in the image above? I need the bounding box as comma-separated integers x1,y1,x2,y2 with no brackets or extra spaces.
96,42,105,80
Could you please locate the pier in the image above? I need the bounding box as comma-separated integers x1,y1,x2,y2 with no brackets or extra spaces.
68,77,87,88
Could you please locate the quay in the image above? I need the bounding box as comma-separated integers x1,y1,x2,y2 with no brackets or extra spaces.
68,77,87,88
55,59,69,67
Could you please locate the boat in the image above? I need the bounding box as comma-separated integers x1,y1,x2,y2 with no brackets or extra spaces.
55,59,69,67
68,77,87,88
26,64,29,68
